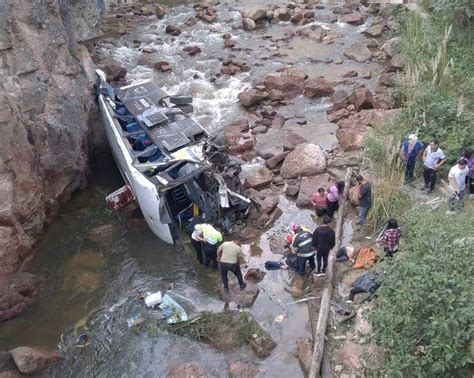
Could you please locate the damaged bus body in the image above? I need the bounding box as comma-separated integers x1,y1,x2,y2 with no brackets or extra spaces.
95,69,250,244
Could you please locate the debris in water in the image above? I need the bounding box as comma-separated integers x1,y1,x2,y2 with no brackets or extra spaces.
159,293,188,324
109,297,128,312
127,313,146,328
274,314,286,323
144,291,162,308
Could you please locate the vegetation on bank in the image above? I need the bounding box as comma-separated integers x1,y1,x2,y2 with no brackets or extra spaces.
364,0,473,375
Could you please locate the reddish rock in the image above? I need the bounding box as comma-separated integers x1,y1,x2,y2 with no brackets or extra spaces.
238,89,268,108
266,151,290,169
304,11,315,19
242,6,268,22
268,89,284,102
328,108,350,123
238,227,259,243
252,126,267,134
388,54,405,72
304,77,334,98
348,88,374,111
382,37,401,58
378,72,397,87
280,144,327,179
229,362,258,378
363,22,384,37
343,13,368,25
182,45,202,56
197,10,217,23
269,235,290,255
373,97,392,109
264,70,307,95
153,61,172,72
359,70,372,79
332,6,353,15
296,174,331,207
336,127,368,151
0,272,38,322
286,133,307,148
342,70,358,78
102,62,127,82
165,24,181,36
271,114,286,128
167,363,207,378
330,90,349,112
344,42,372,63
275,8,291,21
291,12,304,24
9,347,62,375
243,167,274,190
244,269,266,284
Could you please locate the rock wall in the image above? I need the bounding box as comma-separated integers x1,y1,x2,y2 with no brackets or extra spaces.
0,0,104,320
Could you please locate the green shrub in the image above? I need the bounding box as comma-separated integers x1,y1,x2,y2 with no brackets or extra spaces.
369,208,474,377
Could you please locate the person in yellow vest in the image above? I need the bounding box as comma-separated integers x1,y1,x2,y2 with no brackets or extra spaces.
192,223,223,268
217,240,247,292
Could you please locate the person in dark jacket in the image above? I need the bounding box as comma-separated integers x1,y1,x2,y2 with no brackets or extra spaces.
312,216,336,276
291,225,316,276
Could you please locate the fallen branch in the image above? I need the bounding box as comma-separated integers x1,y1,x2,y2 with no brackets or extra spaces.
308,168,352,378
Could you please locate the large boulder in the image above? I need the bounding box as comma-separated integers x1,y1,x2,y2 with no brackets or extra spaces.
238,89,268,108
9,347,62,375
336,127,369,151
344,42,372,63
342,13,368,25
264,70,307,95
280,144,327,179
296,174,331,207
348,88,374,111
242,7,268,22
304,78,334,98
363,23,385,37
243,167,274,190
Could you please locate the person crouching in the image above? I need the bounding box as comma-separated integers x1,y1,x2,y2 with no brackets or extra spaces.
217,240,247,292
192,223,223,268
291,225,316,276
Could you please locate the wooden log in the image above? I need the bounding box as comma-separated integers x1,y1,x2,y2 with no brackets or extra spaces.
308,168,352,378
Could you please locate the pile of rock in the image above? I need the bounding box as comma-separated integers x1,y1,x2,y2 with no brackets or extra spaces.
221,57,250,76
194,2,218,23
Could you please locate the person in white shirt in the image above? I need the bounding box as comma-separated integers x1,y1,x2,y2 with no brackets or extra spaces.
447,159,469,214
421,140,446,193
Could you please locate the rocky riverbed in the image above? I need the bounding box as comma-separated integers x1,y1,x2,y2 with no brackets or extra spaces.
0,0,405,376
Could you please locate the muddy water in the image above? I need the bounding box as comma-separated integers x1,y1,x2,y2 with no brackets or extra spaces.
1,1,378,376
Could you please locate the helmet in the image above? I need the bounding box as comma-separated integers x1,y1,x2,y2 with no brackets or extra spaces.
291,224,301,233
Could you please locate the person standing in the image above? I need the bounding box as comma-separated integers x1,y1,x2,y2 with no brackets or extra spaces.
399,134,423,184
356,175,372,226
326,181,345,218
291,225,316,276
217,240,246,292
186,216,205,264
447,159,469,214
312,216,335,276
311,188,328,217
461,148,474,197
192,223,223,268
378,218,401,257
421,140,446,193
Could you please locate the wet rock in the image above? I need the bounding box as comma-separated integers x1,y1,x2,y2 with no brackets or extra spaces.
154,61,172,72
328,109,350,123
312,26,327,40
229,362,258,378
0,272,38,322
269,236,289,256
167,363,207,378
225,281,260,308
291,12,304,24
388,54,405,72
137,54,153,67
242,18,256,31
238,89,268,108
238,227,259,243
344,42,372,63
332,6,353,15
183,45,202,56
280,143,326,178
271,114,286,129
242,7,268,22
102,62,127,82
381,37,401,58
243,167,274,190
266,151,290,169
155,4,166,19
343,13,368,25
197,9,217,23
304,77,334,98
348,88,374,111
296,338,313,376
342,70,358,78
9,347,61,375
264,69,307,95
165,24,181,36
304,11,315,19
296,174,331,207
285,133,307,149
275,8,291,21
363,22,385,37
330,90,349,112
249,330,277,358
244,268,266,283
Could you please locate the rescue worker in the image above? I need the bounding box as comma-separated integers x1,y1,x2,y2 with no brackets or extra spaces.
192,223,223,268
185,216,205,264
217,240,246,292
312,216,336,276
291,225,316,276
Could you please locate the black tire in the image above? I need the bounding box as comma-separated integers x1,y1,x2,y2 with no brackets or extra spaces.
170,95,193,105
178,104,193,114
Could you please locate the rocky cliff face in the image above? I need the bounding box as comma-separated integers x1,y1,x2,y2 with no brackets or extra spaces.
0,0,104,321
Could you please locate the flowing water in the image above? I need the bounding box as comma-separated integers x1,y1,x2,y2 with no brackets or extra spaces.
0,1,378,376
